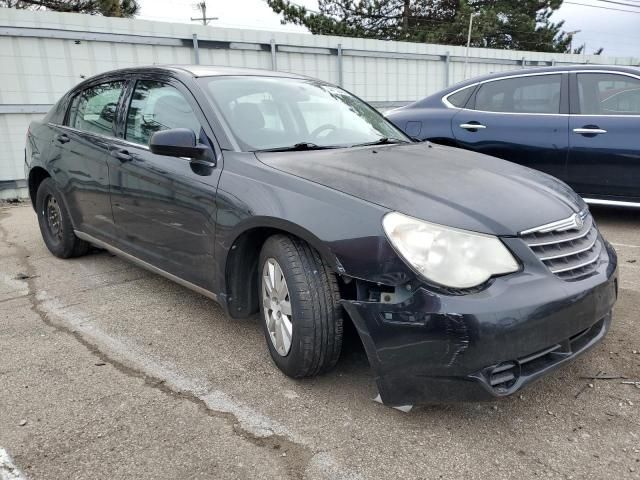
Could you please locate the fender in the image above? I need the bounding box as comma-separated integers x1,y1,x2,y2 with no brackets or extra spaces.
216,215,347,319
225,215,344,273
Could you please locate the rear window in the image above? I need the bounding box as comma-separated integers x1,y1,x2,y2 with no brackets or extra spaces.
445,86,474,108
474,75,561,114
66,81,125,136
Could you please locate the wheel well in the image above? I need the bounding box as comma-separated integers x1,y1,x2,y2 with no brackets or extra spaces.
28,167,50,209
225,227,345,319
224,227,405,319
224,227,371,364
225,227,281,319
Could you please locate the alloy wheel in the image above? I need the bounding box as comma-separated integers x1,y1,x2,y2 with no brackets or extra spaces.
262,258,293,356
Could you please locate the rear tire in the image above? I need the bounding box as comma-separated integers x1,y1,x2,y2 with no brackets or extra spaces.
35,178,90,258
259,234,343,378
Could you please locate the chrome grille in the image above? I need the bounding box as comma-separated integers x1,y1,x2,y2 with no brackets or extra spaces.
520,210,602,281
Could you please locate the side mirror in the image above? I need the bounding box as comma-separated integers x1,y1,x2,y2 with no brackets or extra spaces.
150,128,215,165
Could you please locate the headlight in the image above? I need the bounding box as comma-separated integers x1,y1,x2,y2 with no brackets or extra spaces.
382,212,519,289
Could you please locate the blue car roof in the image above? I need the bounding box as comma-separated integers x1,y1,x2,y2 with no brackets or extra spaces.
415,64,640,108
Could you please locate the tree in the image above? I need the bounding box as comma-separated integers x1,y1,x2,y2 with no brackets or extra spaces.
1,0,139,17
266,0,577,53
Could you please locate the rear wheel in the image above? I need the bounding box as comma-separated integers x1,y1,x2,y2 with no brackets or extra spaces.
259,234,343,378
35,178,89,258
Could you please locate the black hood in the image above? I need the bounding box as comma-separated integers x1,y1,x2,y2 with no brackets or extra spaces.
256,143,586,236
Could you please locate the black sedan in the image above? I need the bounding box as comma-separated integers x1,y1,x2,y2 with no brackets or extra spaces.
25,66,618,407
386,65,640,207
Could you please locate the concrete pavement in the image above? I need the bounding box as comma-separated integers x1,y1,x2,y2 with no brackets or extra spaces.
1,203,639,479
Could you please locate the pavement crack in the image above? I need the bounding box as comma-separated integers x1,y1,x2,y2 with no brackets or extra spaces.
0,210,319,480
0,294,33,304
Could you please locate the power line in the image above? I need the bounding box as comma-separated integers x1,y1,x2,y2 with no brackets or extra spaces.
591,0,640,6
595,0,640,8
564,1,640,13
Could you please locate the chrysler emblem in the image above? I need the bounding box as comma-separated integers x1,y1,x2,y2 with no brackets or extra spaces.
520,211,589,235
557,213,584,232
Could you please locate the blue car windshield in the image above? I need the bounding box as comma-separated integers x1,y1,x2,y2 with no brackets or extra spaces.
199,76,409,151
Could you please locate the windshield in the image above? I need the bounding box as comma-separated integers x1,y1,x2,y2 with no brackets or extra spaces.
199,76,410,151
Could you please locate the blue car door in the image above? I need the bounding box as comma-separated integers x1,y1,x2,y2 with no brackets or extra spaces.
567,71,640,201
452,73,569,181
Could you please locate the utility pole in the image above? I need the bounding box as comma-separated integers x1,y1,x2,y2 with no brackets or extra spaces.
402,0,410,32
463,13,475,80
191,1,218,26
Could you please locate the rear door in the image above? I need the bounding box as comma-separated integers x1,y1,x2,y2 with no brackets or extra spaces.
452,73,569,181
567,71,640,200
108,75,221,291
50,79,126,239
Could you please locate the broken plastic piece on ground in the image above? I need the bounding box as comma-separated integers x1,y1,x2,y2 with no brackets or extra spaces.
372,394,413,413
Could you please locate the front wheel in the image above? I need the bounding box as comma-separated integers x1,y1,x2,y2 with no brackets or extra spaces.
259,235,343,378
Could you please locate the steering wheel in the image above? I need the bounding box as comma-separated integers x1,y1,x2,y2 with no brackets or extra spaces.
310,124,338,139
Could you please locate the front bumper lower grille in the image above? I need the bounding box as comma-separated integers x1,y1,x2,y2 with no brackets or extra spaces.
520,210,602,281
486,316,607,394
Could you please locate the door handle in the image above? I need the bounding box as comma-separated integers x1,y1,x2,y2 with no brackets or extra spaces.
459,123,487,131
573,127,607,136
110,148,133,162
55,133,70,144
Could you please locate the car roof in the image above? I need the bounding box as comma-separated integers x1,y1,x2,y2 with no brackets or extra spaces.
446,64,640,91
89,64,309,80
168,65,309,79
399,64,640,109
67,65,314,97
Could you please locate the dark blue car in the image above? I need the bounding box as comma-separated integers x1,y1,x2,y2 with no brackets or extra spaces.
386,65,640,207
26,66,618,406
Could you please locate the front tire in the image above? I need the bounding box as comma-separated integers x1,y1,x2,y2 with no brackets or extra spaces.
35,178,89,258
259,235,343,378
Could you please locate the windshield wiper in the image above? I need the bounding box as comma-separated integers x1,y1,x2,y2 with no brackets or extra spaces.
351,137,412,148
255,142,343,153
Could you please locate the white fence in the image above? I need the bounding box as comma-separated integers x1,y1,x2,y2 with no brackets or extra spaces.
1,7,638,199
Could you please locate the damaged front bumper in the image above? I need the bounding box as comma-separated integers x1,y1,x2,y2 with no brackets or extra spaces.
342,241,618,406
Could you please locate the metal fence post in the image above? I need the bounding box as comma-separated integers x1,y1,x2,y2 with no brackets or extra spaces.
337,43,343,86
444,51,450,87
192,33,200,65
270,39,277,71
521,56,526,68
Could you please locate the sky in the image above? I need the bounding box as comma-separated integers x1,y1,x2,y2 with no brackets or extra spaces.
137,0,640,58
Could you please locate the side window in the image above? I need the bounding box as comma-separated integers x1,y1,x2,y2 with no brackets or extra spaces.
125,80,203,146
578,73,640,115
445,86,474,108
474,75,561,114
66,81,124,136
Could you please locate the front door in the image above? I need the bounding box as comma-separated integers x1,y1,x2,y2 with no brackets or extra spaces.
452,73,569,181
108,77,221,291
567,71,640,200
